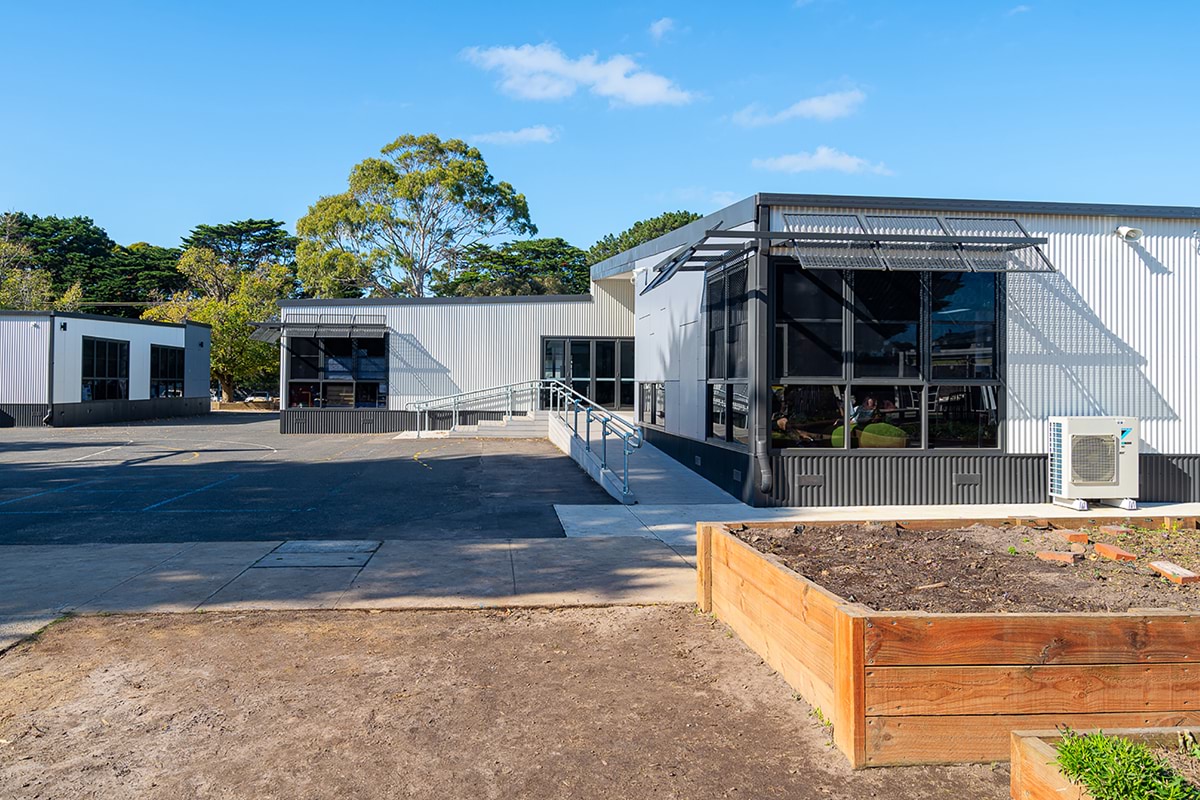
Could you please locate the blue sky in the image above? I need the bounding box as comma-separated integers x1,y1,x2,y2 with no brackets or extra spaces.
3,1,1198,250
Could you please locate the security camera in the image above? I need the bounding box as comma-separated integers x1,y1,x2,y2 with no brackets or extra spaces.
1115,226,1144,242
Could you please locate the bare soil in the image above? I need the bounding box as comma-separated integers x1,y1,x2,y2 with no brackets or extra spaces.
735,522,1200,613
0,607,1009,800
1155,739,1200,789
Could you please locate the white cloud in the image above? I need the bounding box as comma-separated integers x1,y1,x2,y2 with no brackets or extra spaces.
649,17,675,41
751,146,892,175
471,125,560,145
732,89,866,127
462,43,693,106
1007,4,1031,14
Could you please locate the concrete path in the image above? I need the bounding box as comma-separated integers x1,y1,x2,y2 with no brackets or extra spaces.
0,537,695,652
556,500,1200,566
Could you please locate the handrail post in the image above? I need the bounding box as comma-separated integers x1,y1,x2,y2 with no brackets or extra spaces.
453,398,459,430
600,419,608,468
506,386,513,419
584,407,592,452
623,442,630,497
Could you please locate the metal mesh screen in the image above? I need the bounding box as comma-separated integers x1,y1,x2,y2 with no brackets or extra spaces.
781,213,885,270
945,217,1054,272
866,215,970,271
1071,434,1117,484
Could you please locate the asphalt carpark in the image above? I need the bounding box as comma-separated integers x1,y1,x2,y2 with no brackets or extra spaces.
0,413,614,545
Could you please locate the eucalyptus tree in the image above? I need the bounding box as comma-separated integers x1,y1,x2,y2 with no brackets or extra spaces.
296,133,535,298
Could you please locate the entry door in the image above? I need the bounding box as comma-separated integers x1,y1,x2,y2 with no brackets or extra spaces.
542,338,634,410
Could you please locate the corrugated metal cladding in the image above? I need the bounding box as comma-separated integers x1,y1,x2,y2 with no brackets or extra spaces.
0,404,48,427
279,409,514,434
283,280,634,409
0,315,51,404
768,454,1048,506
769,206,1200,456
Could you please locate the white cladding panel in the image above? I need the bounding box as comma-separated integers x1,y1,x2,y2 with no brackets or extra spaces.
770,206,1200,455
0,315,51,403
283,280,634,409
52,318,186,404
633,222,756,442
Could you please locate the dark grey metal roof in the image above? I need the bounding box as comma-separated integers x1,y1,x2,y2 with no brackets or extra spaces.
278,294,594,308
0,310,210,329
589,192,1200,283
756,193,1200,220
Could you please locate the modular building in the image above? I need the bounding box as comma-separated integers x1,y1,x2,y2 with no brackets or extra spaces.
0,311,211,427
268,193,1200,508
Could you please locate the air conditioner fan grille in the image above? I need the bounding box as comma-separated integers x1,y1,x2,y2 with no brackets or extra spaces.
1071,434,1117,484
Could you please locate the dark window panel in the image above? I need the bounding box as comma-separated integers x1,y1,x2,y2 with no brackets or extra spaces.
928,385,1000,448
654,383,665,427
776,266,844,321
852,271,920,322
771,385,845,449
778,321,844,378
709,384,727,441
931,272,996,323
729,383,749,445
931,323,996,379
848,385,923,449
852,322,921,378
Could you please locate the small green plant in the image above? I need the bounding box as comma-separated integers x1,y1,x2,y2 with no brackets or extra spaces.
808,706,832,729
1055,728,1200,799
1008,545,1018,555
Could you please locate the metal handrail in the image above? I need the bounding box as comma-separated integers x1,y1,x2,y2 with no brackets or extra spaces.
406,379,643,498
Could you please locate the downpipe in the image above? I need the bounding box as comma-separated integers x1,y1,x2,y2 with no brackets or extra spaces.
754,435,773,495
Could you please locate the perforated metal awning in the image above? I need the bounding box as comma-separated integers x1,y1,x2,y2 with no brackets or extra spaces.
249,313,388,343
640,222,757,295
775,213,1055,272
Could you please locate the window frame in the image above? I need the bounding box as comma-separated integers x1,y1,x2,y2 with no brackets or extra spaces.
149,344,186,399
81,336,130,402
639,382,665,429
285,335,389,409
766,257,1006,454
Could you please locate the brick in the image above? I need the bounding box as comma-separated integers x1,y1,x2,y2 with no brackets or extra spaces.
1058,530,1089,544
1099,525,1132,536
1069,543,1088,554
1036,551,1083,564
1095,543,1137,562
1150,561,1200,585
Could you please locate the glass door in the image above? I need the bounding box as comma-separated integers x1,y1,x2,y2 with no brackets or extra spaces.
570,340,592,399
594,340,616,407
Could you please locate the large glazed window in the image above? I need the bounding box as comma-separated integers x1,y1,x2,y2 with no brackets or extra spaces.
706,262,751,448
81,337,130,401
150,345,185,398
931,272,997,379
286,336,388,408
775,266,845,379
851,271,921,379
771,259,1003,451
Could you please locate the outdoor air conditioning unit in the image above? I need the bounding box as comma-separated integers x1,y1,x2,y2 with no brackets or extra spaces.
1048,416,1139,511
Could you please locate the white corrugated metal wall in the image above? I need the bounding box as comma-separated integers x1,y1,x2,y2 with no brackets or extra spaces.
0,314,51,404
282,279,635,409
769,206,1200,456
51,317,187,404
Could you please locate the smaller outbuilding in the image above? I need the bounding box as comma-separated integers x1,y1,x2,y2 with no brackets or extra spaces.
0,311,211,427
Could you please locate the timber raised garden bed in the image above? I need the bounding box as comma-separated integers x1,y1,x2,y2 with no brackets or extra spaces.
696,517,1200,768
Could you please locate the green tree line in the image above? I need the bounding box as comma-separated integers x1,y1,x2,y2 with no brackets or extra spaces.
1,132,706,397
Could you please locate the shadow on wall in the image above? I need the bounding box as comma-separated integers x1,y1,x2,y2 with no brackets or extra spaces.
1005,272,1176,437
390,333,460,400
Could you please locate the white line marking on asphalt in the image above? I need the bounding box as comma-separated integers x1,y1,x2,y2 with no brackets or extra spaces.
70,442,131,462
141,474,240,511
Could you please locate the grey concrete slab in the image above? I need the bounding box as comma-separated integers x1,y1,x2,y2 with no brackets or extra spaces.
253,551,374,568
338,540,514,608
273,540,382,553
555,504,655,538
198,567,358,610
75,541,282,613
508,537,694,605
0,417,614,545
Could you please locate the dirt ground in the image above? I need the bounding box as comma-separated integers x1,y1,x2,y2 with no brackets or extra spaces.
736,522,1200,613
0,607,1009,800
